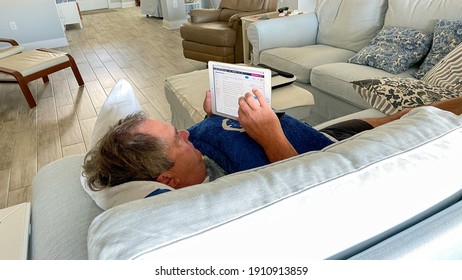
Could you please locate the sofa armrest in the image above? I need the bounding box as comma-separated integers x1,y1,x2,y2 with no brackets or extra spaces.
228,9,267,29
350,199,462,260
247,12,318,64
29,155,103,259
189,9,221,23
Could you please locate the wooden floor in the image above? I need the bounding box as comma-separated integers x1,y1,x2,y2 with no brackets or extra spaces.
0,7,206,209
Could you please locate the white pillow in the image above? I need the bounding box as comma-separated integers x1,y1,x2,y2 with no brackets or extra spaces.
90,79,141,147
81,177,174,210
81,79,172,210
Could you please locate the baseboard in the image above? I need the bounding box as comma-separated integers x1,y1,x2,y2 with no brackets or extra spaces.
122,2,136,8
162,19,187,30
21,38,69,51
109,3,122,9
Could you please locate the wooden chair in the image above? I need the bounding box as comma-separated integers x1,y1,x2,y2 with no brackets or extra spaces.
0,38,24,59
0,45,84,108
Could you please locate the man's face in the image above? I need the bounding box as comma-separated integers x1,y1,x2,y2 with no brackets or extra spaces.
134,118,207,188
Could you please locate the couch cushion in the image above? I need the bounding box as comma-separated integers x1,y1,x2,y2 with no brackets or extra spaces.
414,19,462,78
315,0,388,52
180,22,236,46
0,45,23,59
88,107,462,260
352,77,461,115
310,62,416,108
260,44,355,83
384,0,462,33
348,25,433,74
422,42,462,91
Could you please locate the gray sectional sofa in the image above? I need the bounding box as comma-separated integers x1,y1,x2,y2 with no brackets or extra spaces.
248,0,462,124
28,0,462,260
29,79,462,260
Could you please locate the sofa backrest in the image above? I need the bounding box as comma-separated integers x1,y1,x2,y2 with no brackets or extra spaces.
218,0,277,21
385,0,462,32
315,0,388,52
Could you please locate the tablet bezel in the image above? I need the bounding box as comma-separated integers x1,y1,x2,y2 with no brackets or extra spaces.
208,61,272,120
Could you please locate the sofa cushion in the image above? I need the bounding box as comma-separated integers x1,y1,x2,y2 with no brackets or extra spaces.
87,107,462,259
0,45,23,59
348,25,433,74
352,77,461,115
310,62,416,108
414,19,462,79
422,42,462,91
384,0,462,33
180,22,237,46
315,0,388,52
260,44,355,84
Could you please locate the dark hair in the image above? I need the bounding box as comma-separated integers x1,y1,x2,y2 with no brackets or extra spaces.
82,112,174,191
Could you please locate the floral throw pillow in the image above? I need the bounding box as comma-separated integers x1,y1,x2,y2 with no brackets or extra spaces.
348,25,433,74
414,19,462,79
422,42,462,92
352,77,461,115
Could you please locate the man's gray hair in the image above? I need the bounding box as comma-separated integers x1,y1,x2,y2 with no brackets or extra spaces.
82,112,174,190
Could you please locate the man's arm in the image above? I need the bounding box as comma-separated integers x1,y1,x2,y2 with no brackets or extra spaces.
238,89,298,163
203,90,213,118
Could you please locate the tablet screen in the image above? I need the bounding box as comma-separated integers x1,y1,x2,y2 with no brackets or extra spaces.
208,61,271,120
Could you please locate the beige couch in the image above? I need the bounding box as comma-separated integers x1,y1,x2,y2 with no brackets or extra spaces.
29,80,462,259
247,0,462,124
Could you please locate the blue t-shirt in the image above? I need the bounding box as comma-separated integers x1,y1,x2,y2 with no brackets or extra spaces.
187,115,334,174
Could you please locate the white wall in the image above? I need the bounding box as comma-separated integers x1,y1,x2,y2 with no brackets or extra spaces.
278,0,317,11
0,0,67,50
160,0,187,30
208,0,220,8
298,0,317,11
121,0,136,8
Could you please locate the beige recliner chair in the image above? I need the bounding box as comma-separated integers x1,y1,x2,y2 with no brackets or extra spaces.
180,0,277,63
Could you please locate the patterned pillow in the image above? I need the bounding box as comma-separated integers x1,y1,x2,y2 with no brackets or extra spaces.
352,77,461,115
348,25,433,74
422,42,462,92
414,19,462,79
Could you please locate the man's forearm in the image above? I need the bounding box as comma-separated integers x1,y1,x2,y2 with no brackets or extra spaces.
260,136,298,163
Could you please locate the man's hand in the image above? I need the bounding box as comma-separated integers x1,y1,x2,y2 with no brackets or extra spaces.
203,90,213,118
238,89,298,162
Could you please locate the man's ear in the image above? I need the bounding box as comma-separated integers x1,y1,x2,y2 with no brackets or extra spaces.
156,172,180,188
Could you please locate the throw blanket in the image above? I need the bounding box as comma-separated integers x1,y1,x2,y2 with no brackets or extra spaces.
188,115,334,174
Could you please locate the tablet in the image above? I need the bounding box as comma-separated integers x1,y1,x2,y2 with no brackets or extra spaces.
208,61,272,120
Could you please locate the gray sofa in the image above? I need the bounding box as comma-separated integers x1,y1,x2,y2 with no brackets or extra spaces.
247,0,462,125
28,80,462,259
